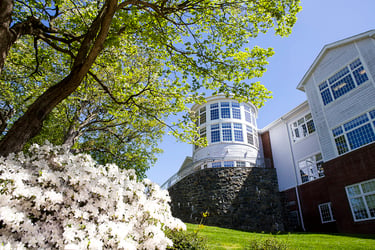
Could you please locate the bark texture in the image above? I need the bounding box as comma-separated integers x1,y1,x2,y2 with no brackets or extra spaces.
0,0,118,156
0,0,14,74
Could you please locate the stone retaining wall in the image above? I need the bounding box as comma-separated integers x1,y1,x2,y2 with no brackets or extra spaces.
168,167,285,232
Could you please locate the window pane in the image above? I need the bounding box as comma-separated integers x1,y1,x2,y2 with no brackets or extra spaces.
321,89,333,105
335,135,349,155
234,130,243,142
347,185,361,197
232,108,241,119
294,128,300,138
331,75,356,99
329,66,350,84
319,203,334,223
347,124,375,150
300,169,309,183
224,161,234,167
245,112,251,123
353,66,369,85
319,81,328,91
298,118,305,125
211,124,220,143
350,197,369,220
362,180,375,193
222,130,232,141
369,109,375,119
222,123,231,129
221,107,230,118
247,126,253,145
211,130,220,143
302,124,308,137
222,123,232,141
307,120,315,134
332,126,343,137
200,127,206,137
199,107,206,124
350,58,361,70
365,194,375,217
236,161,246,167
344,114,369,131
317,162,325,178
212,162,221,168
211,109,219,120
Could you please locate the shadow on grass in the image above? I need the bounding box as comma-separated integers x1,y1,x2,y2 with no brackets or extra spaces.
267,231,375,240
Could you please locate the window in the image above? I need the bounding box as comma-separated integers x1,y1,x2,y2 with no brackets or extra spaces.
232,102,241,119
236,161,246,167
194,127,207,150
346,179,375,221
224,161,234,167
298,153,324,183
233,123,243,142
199,107,206,125
332,109,375,155
246,126,258,147
319,58,369,105
222,123,232,141
247,126,254,145
211,124,220,143
244,105,256,126
210,103,219,120
221,102,231,118
318,202,335,223
212,162,222,168
290,113,315,142
244,106,252,123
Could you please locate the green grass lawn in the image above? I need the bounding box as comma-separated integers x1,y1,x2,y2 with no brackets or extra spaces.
186,223,375,250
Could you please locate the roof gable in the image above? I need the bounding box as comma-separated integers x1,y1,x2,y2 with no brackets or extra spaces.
297,30,375,91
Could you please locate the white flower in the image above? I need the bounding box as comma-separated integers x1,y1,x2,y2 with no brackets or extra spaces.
0,142,185,249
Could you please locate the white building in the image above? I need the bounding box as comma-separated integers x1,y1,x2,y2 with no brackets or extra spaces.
262,30,375,233
164,30,375,234
162,95,269,189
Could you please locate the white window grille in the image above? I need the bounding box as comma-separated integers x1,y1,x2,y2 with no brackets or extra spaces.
318,202,335,223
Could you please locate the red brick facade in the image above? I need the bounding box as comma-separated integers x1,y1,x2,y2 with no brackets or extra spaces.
282,143,375,234
260,131,274,169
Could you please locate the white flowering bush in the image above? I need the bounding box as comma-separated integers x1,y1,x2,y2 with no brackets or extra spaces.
0,143,185,249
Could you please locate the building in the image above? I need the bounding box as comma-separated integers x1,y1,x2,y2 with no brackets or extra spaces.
163,30,375,234
266,29,375,234
164,96,285,232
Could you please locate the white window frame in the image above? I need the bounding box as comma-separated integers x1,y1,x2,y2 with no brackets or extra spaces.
290,113,315,143
318,58,369,106
345,179,375,222
318,202,335,223
298,153,324,184
332,109,375,156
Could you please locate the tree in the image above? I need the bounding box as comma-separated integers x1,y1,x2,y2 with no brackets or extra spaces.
2,35,183,177
0,0,301,156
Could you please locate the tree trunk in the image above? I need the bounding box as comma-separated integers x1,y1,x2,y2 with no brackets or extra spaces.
0,70,83,155
0,0,14,75
0,0,118,156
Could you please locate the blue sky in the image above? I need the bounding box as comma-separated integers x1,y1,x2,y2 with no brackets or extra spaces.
146,0,375,186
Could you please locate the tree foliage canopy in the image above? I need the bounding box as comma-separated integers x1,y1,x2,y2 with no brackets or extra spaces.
0,0,301,175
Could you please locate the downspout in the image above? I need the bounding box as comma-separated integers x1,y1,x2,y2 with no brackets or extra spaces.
283,118,306,232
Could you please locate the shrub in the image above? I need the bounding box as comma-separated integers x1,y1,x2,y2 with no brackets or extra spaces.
0,143,185,249
244,236,289,250
165,229,207,250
